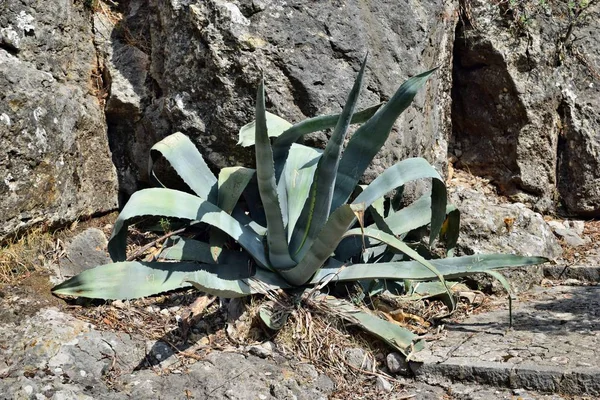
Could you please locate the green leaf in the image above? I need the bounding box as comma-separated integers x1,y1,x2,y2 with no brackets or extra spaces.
311,293,424,356
272,103,383,180
217,167,256,214
311,254,548,283
254,80,295,268
352,158,445,210
343,227,454,309
259,300,292,331
211,167,256,261
107,188,270,268
238,112,293,147
380,192,456,244
332,69,437,210
149,132,218,203
159,236,249,265
280,204,361,286
280,144,322,241
52,261,288,300
52,261,195,299
289,56,368,259
187,267,291,298
442,205,460,257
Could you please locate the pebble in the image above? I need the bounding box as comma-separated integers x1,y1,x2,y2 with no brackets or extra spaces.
386,352,409,375
375,376,392,392
160,308,170,316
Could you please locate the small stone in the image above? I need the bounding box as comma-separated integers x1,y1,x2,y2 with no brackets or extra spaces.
247,342,273,358
566,220,585,236
564,278,581,286
24,385,34,395
160,308,170,316
80,370,87,377
375,376,392,392
386,352,409,375
550,356,569,365
258,395,267,400
169,306,180,313
112,300,125,309
344,348,372,371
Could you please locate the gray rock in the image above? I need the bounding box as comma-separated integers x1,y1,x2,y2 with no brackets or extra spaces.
547,220,588,247
449,179,562,293
98,0,456,197
375,375,392,392
56,228,111,278
0,0,118,240
0,307,334,399
387,352,410,376
344,347,373,371
451,0,600,216
247,341,275,359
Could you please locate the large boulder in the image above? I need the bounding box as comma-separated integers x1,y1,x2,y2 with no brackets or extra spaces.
0,0,118,240
99,0,457,197
450,0,600,216
448,170,562,293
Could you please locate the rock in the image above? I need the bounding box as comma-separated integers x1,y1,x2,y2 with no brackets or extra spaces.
344,347,373,371
0,0,118,240
97,0,456,197
451,0,600,216
387,352,410,376
449,175,562,293
547,220,587,247
0,307,334,399
56,228,111,278
565,220,585,236
375,376,393,392
247,341,275,359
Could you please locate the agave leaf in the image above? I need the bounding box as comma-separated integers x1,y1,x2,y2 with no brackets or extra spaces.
311,292,424,356
289,56,368,258
259,300,292,331
232,206,267,236
217,167,256,213
254,80,296,268
51,261,279,299
281,204,361,286
149,132,218,203
272,103,383,180
380,192,457,243
343,227,454,309
107,188,270,268
238,112,293,147
187,267,291,298
311,254,548,283
334,236,381,263
281,144,322,241
484,270,515,326
442,206,460,257
211,167,256,260
159,236,250,265
352,158,445,211
332,69,437,210
241,178,267,227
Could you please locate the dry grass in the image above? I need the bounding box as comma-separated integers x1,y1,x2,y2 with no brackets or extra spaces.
0,213,117,285
0,228,60,284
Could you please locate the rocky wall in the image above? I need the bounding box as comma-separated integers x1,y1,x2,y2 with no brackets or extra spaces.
451,0,600,216
99,0,457,198
0,0,118,240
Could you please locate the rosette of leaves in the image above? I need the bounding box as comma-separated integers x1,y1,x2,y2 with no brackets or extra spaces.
52,56,546,356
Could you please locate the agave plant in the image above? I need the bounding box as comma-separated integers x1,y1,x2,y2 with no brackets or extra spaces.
52,56,546,356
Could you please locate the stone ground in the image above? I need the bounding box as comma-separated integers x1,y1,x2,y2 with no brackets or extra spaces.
1,219,599,399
